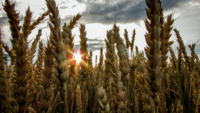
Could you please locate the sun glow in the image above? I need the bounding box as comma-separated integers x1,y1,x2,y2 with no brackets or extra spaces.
73,52,82,64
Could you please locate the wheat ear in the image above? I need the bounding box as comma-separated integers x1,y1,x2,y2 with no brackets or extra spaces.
98,86,110,113
12,33,34,112
29,29,42,62
144,0,164,112
39,41,54,113
1,33,14,112
160,14,174,113
124,29,130,49
130,29,136,58
192,68,200,113
189,44,196,70
136,55,154,112
160,14,174,72
52,91,61,112
22,6,32,41
104,30,115,112
2,0,21,65
96,48,103,87
34,41,44,94
68,13,82,30
46,0,69,112
176,100,183,113
169,47,177,69
0,31,7,112
3,0,21,45
112,24,130,111
79,24,88,65
174,29,191,70
68,13,81,50
79,24,88,87
113,24,129,85
0,31,5,71
29,10,50,34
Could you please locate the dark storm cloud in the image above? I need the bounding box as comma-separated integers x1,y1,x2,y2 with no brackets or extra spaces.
162,0,190,10
80,0,190,24
81,0,145,24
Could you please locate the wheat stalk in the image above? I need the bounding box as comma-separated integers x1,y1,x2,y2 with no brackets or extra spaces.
46,0,69,112
76,85,82,113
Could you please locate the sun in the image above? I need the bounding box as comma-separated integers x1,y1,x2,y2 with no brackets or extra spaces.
73,51,82,64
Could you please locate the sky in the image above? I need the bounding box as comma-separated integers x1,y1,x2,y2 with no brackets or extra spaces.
0,0,200,65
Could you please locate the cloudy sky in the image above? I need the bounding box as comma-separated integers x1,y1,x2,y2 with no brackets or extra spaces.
0,0,200,64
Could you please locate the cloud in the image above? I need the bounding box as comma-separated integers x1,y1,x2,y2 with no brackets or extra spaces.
168,4,200,58
80,0,191,24
0,16,9,28
0,16,12,46
195,43,200,55
60,6,68,9
81,0,144,24
162,0,190,10
0,0,199,60
40,8,46,11
74,38,106,51
72,5,77,8
60,1,66,4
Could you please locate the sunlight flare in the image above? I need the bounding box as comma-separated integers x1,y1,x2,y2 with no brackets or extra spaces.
73,51,82,64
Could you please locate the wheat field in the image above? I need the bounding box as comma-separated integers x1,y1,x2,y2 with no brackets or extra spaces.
0,0,199,113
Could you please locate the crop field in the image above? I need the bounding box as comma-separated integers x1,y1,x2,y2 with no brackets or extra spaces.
0,0,199,113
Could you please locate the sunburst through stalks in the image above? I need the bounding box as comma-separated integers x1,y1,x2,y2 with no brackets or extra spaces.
74,51,82,64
